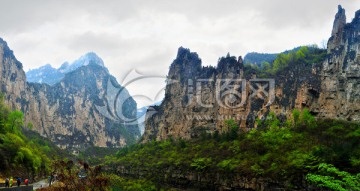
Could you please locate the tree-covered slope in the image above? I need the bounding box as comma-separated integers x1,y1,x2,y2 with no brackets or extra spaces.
0,95,67,179
106,110,360,190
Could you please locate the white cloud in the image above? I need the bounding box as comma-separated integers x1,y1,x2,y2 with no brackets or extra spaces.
1,0,360,107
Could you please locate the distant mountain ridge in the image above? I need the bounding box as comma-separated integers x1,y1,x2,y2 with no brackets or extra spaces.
0,40,139,150
243,52,278,66
26,52,107,85
243,47,305,67
137,101,162,135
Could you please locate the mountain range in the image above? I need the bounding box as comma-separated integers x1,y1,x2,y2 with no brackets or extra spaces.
142,5,360,142
26,52,107,85
0,5,359,156
0,40,140,151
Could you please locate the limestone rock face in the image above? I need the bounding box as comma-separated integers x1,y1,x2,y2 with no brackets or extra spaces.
143,6,360,142
315,6,360,121
0,39,28,112
328,5,346,51
142,47,321,142
0,38,139,150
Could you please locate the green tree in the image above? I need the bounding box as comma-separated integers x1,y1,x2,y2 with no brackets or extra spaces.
306,163,360,191
292,109,300,127
264,112,280,129
295,46,308,61
6,110,24,132
261,62,271,71
27,122,34,130
191,157,212,171
272,53,291,74
225,119,239,139
300,109,316,129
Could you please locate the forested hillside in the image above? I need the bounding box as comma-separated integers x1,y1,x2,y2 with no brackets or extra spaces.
106,110,360,190
0,95,67,179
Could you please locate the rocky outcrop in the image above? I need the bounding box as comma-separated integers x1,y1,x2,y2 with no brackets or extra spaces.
328,5,347,51
143,5,360,142
313,5,360,121
0,38,139,150
143,49,243,141
142,46,321,142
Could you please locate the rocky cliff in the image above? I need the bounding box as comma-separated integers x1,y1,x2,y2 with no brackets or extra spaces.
312,5,360,121
142,47,321,142
143,5,360,142
0,39,139,150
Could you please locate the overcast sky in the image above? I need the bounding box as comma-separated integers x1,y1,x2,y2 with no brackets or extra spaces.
1,0,359,108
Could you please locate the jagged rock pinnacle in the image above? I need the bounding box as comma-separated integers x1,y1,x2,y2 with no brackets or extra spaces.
331,5,346,37
238,56,243,65
328,5,346,51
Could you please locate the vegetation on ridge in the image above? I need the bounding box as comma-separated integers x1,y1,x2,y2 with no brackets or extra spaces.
0,95,53,179
244,45,327,78
104,109,360,190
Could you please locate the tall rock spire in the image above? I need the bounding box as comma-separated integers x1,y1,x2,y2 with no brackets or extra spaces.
328,5,346,51
316,5,360,122
331,5,346,36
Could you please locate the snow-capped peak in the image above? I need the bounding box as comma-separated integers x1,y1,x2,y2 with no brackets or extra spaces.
26,52,107,85
58,52,105,74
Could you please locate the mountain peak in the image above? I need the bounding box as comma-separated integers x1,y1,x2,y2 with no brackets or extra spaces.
59,52,105,74
81,52,105,67
176,47,199,61
42,63,55,69
58,62,70,72
328,5,347,51
331,5,346,37
26,52,108,85
353,9,360,24
337,5,343,12
0,38,23,70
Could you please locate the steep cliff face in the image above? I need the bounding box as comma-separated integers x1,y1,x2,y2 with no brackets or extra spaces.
0,38,27,110
314,5,360,121
0,39,139,150
143,6,360,142
143,46,322,142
